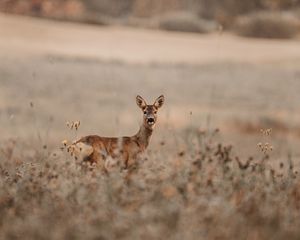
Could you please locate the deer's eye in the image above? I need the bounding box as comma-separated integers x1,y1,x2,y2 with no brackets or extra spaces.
154,111,157,114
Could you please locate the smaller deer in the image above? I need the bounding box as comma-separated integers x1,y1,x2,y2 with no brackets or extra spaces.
69,95,165,171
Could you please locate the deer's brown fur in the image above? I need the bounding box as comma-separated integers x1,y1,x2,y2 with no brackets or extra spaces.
72,95,164,171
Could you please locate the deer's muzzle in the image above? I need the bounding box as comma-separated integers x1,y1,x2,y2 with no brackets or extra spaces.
147,118,155,125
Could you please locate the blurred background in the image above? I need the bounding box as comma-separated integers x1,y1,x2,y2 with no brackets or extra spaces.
0,0,300,161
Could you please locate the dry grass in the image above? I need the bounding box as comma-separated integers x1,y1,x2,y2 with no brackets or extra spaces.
1,127,300,240
0,13,300,238
234,11,299,39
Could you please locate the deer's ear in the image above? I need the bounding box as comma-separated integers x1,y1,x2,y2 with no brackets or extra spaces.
154,95,165,109
136,95,147,109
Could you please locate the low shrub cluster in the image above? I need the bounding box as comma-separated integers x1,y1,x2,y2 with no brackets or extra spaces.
234,11,299,39
0,128,299,240
0,0,299,38
158,12,217,33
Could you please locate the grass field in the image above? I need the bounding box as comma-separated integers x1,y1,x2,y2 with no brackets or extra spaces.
1,14,300,240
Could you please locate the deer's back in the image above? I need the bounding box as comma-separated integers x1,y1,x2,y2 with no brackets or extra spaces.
76,135,141,159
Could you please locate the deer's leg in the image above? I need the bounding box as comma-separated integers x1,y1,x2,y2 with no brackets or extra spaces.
82,154,93,163
122,151,130,170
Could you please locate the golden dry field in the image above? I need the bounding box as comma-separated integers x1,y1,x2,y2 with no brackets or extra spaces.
1,13,300,240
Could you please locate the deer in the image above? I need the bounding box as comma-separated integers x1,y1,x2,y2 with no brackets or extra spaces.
67,95,165,171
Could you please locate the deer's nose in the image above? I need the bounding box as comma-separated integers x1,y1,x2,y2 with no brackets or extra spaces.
147,118,155,123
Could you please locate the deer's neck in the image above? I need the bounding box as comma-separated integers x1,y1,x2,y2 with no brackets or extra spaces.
134,124,153,150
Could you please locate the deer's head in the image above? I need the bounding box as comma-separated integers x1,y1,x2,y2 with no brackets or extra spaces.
136,95,165,130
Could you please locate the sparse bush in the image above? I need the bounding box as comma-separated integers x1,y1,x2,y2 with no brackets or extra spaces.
0,128,300,240
198,0,300,19
84,0,133,17
0,0,85,19
1,0,300,32
131,0,186,18
159,12,217,33
234,11,299,39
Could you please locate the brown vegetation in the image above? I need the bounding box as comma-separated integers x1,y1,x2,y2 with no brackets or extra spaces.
0,12,300,239
234,11,299,39
1,0,300,37
0,128,300,240
158,12,216,33
0,0,84,19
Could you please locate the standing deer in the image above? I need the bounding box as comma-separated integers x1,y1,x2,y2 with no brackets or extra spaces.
69,95,165,171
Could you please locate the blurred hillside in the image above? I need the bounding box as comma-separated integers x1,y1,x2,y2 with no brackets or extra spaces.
1,0,300,38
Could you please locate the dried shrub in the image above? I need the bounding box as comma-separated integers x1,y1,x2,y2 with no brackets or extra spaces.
159,12,217,33
234,11,299,39
84,0,133,17
0,127,300,240
0,0,85,18
131,0,185,18
198,0,300,19
1,0,300,30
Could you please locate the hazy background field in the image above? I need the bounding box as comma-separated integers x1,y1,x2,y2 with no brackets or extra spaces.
1,10,300,160
1,1,300,239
